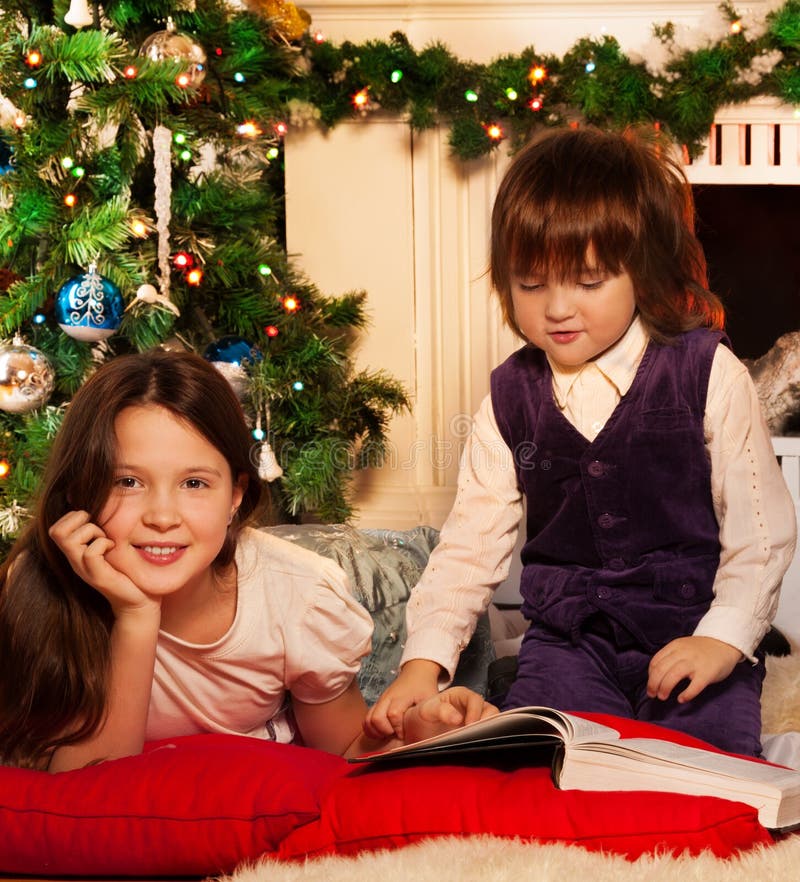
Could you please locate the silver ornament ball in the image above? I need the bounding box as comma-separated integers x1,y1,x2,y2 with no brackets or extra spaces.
0,342,55,413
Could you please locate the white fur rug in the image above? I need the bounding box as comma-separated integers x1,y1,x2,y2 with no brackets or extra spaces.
218,653,800,882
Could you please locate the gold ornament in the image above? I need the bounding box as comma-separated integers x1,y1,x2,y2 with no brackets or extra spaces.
245,0,311,42
139,20,207,90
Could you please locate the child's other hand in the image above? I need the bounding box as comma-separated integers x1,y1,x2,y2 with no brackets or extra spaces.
49,510,156,617
364,659,443,740
402,687,499,745
647,635,743,704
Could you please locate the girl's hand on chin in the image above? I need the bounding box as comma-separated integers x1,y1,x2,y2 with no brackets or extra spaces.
49,510,159,618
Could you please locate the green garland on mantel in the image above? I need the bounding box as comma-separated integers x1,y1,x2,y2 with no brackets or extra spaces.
290,0,800,159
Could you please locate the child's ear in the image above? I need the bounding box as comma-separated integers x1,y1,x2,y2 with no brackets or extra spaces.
232,473,248,511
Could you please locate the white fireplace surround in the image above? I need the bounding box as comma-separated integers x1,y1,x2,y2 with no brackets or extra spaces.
284,0,800,639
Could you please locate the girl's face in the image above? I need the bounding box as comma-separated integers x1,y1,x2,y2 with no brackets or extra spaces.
97,404,246,603
510,259,637,368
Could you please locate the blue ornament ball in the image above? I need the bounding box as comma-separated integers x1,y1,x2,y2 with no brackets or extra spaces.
203,335,263,399
55,265,124,342
0,137,14,176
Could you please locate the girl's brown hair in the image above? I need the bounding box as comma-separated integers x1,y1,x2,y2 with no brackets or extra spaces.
490,126,724,342
0,349,265,768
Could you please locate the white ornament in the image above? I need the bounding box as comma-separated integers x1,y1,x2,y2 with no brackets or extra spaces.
64,0,94,28
258,441,284,482
128,283,181,316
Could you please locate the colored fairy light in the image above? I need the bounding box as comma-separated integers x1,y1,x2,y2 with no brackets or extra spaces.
123,65,137,78
464,89,479,102
25,50,42,67
234,72,246,83
23,77,37,89
14,115,26,128
274,121,288,137
265,325,279,337
176,73,191,88
237,121,261,137
505,87,518,101
186,268,203,285
730,19,742,34
313,31,325,43
174,133,186,145
282,295,300,313
33,313,46,325
485,123,503,140
292,381,304,391
71,166,85,178
64,193,77,207
352,88,369,109
172,252,193,269
266,147,280,160
529,97,543,111
259,264,272,276
252,427,265,441
585,61,596,73
529,65,546,83
180,149,192,161
131,219,148,237
215,47,223,56
0,460,10,479
61,156,75,169
390,69,403,83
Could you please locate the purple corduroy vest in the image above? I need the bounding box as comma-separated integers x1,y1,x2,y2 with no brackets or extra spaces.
490,328,727,651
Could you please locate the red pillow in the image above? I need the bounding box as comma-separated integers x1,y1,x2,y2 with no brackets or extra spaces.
0,734,347,877
279,762,773,861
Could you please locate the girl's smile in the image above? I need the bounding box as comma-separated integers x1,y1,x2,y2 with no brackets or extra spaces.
97,404,245,608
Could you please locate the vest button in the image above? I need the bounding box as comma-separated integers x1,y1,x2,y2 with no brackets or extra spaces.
587,460,605,477
597,513,614,529
596,586,612,599
680,583,696,599
608,557,626,571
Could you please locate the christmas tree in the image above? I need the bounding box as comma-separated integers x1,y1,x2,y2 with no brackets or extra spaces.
0,0,409,550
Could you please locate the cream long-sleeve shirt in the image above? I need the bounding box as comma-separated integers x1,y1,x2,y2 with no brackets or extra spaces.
402,318,797,679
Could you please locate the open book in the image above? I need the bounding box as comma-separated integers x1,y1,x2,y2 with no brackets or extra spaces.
352,706,800,831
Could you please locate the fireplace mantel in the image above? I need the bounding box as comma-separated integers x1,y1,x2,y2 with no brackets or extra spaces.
284,0,800,639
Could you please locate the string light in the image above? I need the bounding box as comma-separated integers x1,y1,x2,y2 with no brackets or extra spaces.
292,381,304,391
266,147,280,160
585,61,596,73
282,294,300,313
464,89,478,102
390,69,403,83
485,123,503,140
529,97,543,111
730,19,743,34
0,461,10,479
312,31,325,43
64,193,77,207
352,88,369,109
71,166,85,178
174,133,186,145
505,87,518,101
186,268,203,286
61,156,75,169
234,72,246,83
131,219,148,237
23,77,37,89
25,50,42,67
258,264,272,276
265,325,279,338
176,72,192,88
274,121,288,137
172,252,193,269
237,121,261,137
32,313,46,325
252,427,265,441
179,149,192,161
529,65,547,83
123,65,138,78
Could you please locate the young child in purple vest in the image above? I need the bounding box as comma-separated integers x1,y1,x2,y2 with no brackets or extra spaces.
366,126,797,757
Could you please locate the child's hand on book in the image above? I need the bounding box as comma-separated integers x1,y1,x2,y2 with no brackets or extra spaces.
647,636,744,703
364,659,444,739
401,687,499,745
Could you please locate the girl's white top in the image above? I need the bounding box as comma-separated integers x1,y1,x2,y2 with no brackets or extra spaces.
146,527,373,743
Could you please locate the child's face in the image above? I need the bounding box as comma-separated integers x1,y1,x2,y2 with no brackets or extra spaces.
96,404,245,602
510,259,636,368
